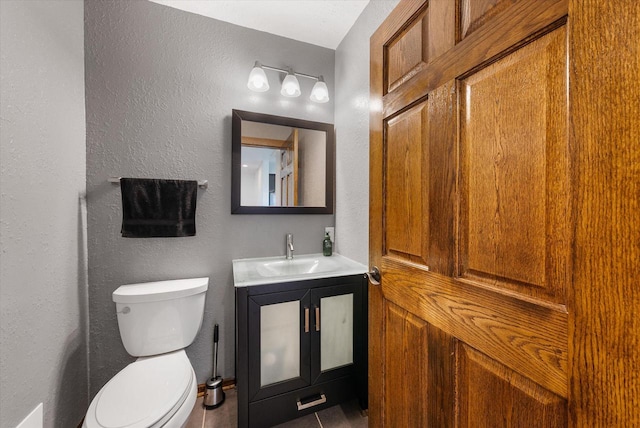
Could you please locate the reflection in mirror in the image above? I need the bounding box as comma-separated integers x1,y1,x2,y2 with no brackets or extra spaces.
232,110,334,214
241,122,326,207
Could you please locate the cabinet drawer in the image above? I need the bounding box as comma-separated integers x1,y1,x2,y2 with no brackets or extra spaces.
248,377,356,428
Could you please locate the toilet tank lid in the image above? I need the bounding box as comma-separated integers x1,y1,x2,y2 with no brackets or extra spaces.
112,277,209,303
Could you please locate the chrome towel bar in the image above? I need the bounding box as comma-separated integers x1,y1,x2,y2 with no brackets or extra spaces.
108,177,208,189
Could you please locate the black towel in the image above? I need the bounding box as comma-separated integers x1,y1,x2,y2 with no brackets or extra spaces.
120,178,198,238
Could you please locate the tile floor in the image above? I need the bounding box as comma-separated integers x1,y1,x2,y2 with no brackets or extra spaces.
184,388,368,427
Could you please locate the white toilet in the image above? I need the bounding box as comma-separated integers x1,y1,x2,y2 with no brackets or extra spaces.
83,277,209,428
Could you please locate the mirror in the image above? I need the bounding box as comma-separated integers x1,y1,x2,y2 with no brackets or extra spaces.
232,110,334,214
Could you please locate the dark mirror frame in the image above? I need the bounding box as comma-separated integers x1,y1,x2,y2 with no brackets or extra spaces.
231,109,335,214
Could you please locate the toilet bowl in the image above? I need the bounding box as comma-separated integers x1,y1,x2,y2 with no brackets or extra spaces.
83,350,196,428
83,278,208,428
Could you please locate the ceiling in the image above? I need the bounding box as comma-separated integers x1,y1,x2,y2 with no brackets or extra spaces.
149,0,370,49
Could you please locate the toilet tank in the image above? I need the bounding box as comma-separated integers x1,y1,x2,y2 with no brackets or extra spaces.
112,277,209,357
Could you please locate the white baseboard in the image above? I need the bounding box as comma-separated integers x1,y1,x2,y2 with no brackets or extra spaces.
16,403,42,428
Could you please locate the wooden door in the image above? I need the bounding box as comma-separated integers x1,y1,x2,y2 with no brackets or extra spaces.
369,0,639,426
282,129,299,206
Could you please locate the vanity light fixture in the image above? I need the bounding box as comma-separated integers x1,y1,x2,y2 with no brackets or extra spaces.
247,61,330,103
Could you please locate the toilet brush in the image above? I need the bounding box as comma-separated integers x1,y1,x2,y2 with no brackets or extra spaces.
204,324,225,409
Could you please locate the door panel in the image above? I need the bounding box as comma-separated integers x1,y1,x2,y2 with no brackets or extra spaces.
248,289,311,401
383,301,457,427
459,26,570,302
458,344,567,427
383,303,429,427
384,81,456,274
386,5,429,92
310,283,362,385
370,0,572,426
385,0,456,94
385,101,428,263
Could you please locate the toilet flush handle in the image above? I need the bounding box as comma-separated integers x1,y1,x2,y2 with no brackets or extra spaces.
117,306,131,314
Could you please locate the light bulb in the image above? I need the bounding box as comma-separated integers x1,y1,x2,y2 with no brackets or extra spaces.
247,61,269,92
280,72,301,98
310,76,329,103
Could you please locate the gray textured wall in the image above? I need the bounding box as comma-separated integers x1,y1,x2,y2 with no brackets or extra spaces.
0,1,88,427
334,0,400,264
85,0,335,397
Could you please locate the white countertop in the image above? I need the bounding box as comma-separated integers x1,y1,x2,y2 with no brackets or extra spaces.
232,253,367,287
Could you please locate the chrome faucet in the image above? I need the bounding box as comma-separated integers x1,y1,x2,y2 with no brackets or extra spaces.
286,233,294,259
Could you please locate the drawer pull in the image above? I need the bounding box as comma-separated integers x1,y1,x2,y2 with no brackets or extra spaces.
296,393,327,411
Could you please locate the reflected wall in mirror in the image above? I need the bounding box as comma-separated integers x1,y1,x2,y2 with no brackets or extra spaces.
232,110,334,214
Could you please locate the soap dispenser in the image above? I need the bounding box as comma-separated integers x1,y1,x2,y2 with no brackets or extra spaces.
323,232,333,256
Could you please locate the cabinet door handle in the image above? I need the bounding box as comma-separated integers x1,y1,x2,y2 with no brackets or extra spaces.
297,393,327,411
315,306,320,332
304,307,309,333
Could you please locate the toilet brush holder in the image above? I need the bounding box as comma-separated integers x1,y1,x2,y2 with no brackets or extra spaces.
203,376,225,409
204,323,225,409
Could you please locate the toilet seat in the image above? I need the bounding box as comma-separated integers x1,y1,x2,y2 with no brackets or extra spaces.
84,350,194,428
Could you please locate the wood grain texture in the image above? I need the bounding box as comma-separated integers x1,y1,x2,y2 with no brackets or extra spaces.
368,14,387,425
385,101,427,261
428,0,456,59
381,257,568,397
372,0,640,425
368,0,426,427
458,25,570,302
383,0,568,118
383,304,429,427
459,0,516,40
568,0,640,426
369,3,429,425
372,0,572,425
367,278,384,427
386,6,429,92
426,320,457,427
458,344,567,427
381,303,457,426
385,0,457,94
425,81,457,275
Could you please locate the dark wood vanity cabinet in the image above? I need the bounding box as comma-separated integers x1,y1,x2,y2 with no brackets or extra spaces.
235,274,367,428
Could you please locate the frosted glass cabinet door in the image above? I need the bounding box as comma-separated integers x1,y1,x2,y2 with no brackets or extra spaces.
260,300,300,386
320,293,354,371
247,288,311,401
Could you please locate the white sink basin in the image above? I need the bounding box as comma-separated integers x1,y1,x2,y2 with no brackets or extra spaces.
256,257,341,277
233,253,367,287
